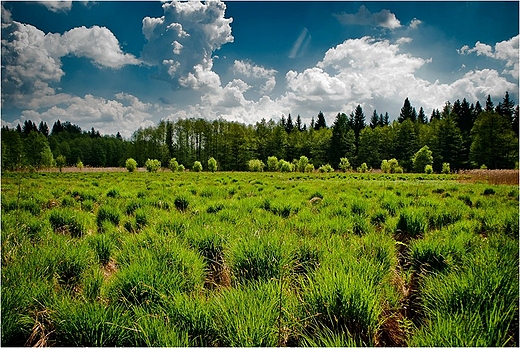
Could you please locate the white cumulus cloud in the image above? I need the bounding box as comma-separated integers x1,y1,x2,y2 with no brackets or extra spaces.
458,35,519,78
334,5,401,29
141,0,233,86
1,17,140,108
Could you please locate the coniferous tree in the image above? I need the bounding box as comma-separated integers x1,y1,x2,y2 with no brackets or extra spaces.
330,113,355,167
474,100,483,116
370,110,379,129
398,98,414,123
485,95,494,112
310,117,315,130
285,114,294,133
513,106,519,137
315,111,327,130
38,121,49,137
496,91,516,126
296,114,303,132
418,107,427,123
353,105,366,153
383,112,390,126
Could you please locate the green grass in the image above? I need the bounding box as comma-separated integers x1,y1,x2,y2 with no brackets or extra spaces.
1,171,517,347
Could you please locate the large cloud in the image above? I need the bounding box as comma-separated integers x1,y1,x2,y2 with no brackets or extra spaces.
4,93,156,138
282,36,516,120
141,0,233,85
334,5,401,29
1,14,140,108
459,35,519,79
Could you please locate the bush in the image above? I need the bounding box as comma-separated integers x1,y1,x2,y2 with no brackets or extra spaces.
304,163,315,173
192,161,203,172
412,145,433,173
125,158,137,172
76,159,84,171
207,157,217,173
169,158,179,172
357,162,369,173
425,164,433,174
278,159,294,172
381,158,402,173
145,158,161,173
178,164,185,172
297,156,309,172
339,157,351,172
266,156,278,171
441,162,451,174
248,159,265,172
318,164,334,173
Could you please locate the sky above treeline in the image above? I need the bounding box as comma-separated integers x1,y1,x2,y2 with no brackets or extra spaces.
1,0,519,137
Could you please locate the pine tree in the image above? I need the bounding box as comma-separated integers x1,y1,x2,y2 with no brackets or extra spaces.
330,113,355,167
370,110,379,129
418,107,426,123
315,111,327,130
296,114,303,132
286,114,294,133
485,95,494,112
38,121,49,137
383,112,390,126
398,98,414,123
353,105,366,154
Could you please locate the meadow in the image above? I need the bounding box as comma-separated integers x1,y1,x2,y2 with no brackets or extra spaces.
1,170,518,347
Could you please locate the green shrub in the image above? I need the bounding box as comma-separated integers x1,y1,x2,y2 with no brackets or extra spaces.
248,159,265,172
279,159,294,172
296,156,310,172
381,158,402,173
145,158,161,172
178,164,185,172
106,187,120,198
208,157,218,172
441,162,451,174
424,164,433,174
318,164,334,173
304,163,315,173
412,145,433,173
267,156,279,171
339,157,351,172
357,162,369,173
169,158,179,172
192,161,203,172
125,158,137,172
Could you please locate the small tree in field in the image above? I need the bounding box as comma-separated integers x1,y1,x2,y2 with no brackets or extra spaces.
412,145,433,173
267,156,279,171
382,158,403,173
318,164,334,173
425,164,433,174
76,158,84,171
338,157,351,172
304,163,314,173
169,158,179,172
441,162,451,174
248,159,265,172
56,155,66,172
357,162,369,173
193,161,203,172
126,158,137,172
297,156,309,173
208,157,218,172
178,164,185,172
279,160,294,173
145,158,161,172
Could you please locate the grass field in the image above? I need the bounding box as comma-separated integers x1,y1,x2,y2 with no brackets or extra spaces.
1,171,518,346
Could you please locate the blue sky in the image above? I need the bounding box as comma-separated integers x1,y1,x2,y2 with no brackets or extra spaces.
1,1,518,137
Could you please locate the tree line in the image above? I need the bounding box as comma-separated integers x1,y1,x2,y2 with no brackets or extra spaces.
2,92,518,172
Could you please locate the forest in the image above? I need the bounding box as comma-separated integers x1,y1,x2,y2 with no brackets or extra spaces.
2,93,518,172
